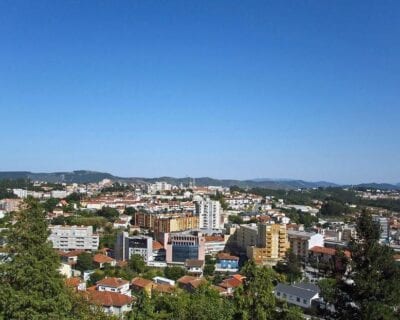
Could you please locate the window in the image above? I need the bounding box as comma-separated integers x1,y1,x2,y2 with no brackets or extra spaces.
303,299,307,304
296,297,300,302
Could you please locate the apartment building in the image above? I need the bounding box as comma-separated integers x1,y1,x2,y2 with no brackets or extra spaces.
153,215,199,240
236,224,258,252
49,225,99,251
287,230,324,258
196,199,221,229
249,223,289,264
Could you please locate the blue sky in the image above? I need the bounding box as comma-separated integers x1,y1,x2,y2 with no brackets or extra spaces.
0,1,399,183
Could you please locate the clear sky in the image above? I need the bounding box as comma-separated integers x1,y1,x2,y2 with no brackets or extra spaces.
0,1,399,184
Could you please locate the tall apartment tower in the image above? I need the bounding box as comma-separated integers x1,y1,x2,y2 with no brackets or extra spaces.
373,215,390,243
196,199,221,229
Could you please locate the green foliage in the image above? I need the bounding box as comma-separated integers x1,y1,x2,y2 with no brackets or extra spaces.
0,198,109,319
163,266,186,280
275,250,302,283
320,200,349,216
129,254,147,274
130,285,234,320
318,278,337,304
43,197,60,212
0,179,29,199
228,214,244,224
332,211,400,319
210,191,229,210
97,206,119,222
233,261,276,320
65,192,81,203
76,252,94,272
203,263,215,276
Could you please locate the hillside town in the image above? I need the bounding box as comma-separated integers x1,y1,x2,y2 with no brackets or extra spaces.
1,178,400,319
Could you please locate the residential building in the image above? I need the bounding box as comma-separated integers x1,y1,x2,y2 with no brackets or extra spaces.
287,230,324,258
236,224,258,252
254,223,289,261
87,291,133,317
215,253,239,272
153,215,199,240
184,259,204,276
196,199,221,229
115,232,152,262
96,277,131,296
373,215,390,243
275,283,320,309
131,277,155,296
93,254,116,268
49,225,99,251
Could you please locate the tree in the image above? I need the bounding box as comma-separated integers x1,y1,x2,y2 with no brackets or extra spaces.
76,252,94,272
275,250,302,283
0,198,113,319
203,264,215,276
129,254,147,274
233,261,276,320
333,212,400,319
320,200,348,217
164,266,185,280
97,206,119,222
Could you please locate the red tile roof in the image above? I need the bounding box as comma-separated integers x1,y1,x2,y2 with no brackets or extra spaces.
131,277,154,288
310,246,351,258
88,291,133,307
93,254,115,264
96,277,129,288
177,275,197,285
65,277,82,288
219,277,242,289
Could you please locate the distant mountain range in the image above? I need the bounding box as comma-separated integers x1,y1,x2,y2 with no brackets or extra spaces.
0,170,398,190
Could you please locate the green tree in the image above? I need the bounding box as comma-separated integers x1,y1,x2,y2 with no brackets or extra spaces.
129,254,147,274
0,198,113,320
76,252,94,272
164,266,186,280
203,263,215,276
333,212,400,319
233,261,276,320
97,206,119,222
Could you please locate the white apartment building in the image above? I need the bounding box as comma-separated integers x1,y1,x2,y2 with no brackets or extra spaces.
49,225,99,251
287,230,324,258
196,199,221,229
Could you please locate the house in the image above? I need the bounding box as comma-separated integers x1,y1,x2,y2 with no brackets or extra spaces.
152,283,175,295
215,253,239,272
275,283,320,308
217,274,244,295
93,253,116,268
177,275,206,292
131,277,154,296
96,277,131,297
87,291,134,317
65,277,86,291
57,250,85,266
184,259,204,276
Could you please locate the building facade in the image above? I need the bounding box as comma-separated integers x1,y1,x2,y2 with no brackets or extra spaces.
115,232,153,262
164,231,205,264
196,199,221,229
49,225,99,251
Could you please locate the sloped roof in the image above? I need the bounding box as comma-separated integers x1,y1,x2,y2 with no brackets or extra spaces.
177,275,197,285
88,291,133,307
275,283,319,301
96,277,129,288
93,253,115,264
131,277,154,288
153,241,164,250
185,259,204,268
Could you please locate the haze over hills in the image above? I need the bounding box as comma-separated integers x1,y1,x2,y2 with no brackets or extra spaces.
0,170,399,190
